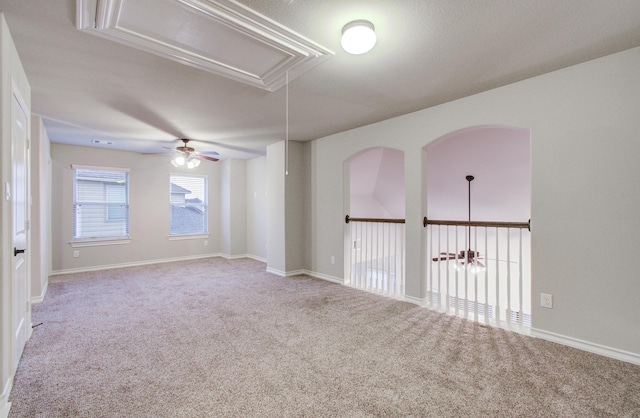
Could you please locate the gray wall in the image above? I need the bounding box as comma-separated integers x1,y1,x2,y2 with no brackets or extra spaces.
220,159,248,257
30,116,51,302
0,13,32,415
50,145,267,273
306,47,640,359
285,141,306,273
266,141,308,275
50,144,224,272
247,157,267,260
266,142,286,273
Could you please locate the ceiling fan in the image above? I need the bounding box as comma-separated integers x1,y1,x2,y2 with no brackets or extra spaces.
432,175,485,272
166,138,219,168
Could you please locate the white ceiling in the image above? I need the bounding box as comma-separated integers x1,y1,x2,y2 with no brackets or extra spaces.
2,0,640,160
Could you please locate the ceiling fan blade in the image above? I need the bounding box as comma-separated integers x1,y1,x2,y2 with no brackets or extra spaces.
142,149,183,155
432,255,457,261
196,155,219,162
198,150,220,156
485,258,519,264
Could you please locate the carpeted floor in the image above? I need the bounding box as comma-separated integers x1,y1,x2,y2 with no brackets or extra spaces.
8,258,640,417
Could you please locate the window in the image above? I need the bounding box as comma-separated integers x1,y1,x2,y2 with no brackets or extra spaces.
170,175,208,235
73,166,129,240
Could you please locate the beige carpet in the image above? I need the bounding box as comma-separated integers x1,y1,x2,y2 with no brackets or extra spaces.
8,258,640,417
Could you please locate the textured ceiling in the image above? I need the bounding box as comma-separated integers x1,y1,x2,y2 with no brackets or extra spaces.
1,0,640,159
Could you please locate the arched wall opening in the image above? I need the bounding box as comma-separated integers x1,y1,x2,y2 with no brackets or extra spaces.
348,147,405,218
426,126,530,222
423,126,531,329
344,147,406,297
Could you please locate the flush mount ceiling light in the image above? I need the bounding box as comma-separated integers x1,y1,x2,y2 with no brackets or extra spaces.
341,20,377,55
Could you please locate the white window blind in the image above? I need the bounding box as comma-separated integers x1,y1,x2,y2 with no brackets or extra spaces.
73,167,129,240
170,175,208,235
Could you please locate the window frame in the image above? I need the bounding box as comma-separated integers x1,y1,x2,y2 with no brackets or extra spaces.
168,173,209,238
71,164,131,246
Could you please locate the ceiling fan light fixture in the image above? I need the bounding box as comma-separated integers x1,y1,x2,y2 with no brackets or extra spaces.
167,139,217,167
452,260,486,274
171,156,186,167
341,20,376,55
449,252,486,274
186,158,201,169
467,262,486,274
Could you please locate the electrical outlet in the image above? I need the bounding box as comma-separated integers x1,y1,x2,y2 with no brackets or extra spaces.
330,256,335,265
73,250,79,258
204,240,208,246
541,293,553,308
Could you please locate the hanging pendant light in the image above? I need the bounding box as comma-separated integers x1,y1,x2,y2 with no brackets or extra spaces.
458,175,485,274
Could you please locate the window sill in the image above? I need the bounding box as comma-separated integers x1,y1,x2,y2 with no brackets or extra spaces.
70,238,131,247
168,233,210,241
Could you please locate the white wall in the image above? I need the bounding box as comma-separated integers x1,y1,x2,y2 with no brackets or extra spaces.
349,147,405,219
0,13,31,417
266,142,285,273
266,141,307,274
50,144,222,272
220,159,247,257
308,47,640,360
284,141,306,273
30,116,51,302
426,126,530,222
246,156,267,261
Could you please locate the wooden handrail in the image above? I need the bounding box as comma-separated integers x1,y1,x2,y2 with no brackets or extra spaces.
423,217,530,231
345,215,405,224
344,215,529,230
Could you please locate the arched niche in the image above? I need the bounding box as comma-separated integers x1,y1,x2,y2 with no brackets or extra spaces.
422,125,532,327
424,126,530,222
347,147,405,219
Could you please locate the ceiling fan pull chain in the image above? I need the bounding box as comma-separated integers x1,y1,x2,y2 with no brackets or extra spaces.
467,175,474,252
285,71,289,176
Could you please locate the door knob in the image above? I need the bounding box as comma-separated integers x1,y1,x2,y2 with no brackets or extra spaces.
14,247,25,256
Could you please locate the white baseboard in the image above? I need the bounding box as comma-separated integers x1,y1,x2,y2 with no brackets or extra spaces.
264,267,343,284
402,296,636,364
51,254,227,276
0,377,13,418
265,266,285,276
31,280,49,304
300,270,343,284
531,328,640,366
0,402,9,418
244,254,267,263
37,259,640,371
51,253,270,276
403,294,427,306
264,267,307,277
220,253,266,262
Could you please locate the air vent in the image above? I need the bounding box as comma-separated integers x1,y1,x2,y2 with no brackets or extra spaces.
76,0,333,91
449,296,494,318
509,310,532,327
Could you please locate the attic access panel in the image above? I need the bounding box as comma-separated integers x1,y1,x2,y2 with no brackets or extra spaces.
77,0,333,91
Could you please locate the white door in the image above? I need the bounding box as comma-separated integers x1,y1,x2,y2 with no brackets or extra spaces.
11,89,29,373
